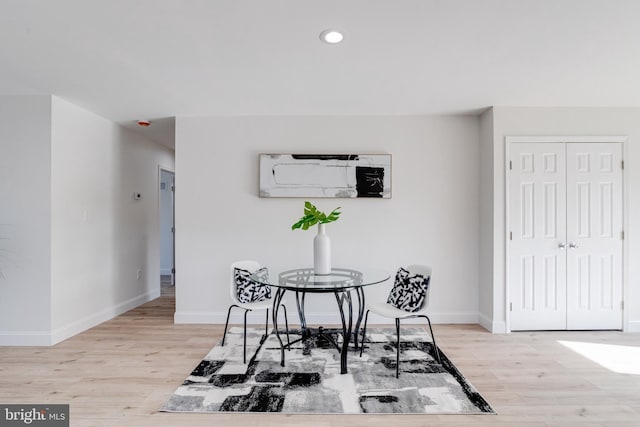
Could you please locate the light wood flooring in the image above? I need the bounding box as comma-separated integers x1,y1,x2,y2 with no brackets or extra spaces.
1,290,640,426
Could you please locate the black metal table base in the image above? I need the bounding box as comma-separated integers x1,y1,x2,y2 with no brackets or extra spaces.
271,287,366,375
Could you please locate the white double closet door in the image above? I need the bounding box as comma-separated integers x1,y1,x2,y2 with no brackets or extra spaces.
508,142,623,331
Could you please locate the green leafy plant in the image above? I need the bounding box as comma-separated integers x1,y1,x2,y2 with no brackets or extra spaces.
291,201,341,231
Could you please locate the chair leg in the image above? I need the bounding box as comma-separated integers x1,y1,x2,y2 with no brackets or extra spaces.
425,315,441,363
359,310,370,357
221,304,238,346
264,308,269,339
243,309,249,364
280,304,291,349
395,318,401,378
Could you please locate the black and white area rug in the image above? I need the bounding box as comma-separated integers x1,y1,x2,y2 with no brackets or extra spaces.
161,327,495,414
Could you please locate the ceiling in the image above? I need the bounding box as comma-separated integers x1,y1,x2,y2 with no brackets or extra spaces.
2,0,640,149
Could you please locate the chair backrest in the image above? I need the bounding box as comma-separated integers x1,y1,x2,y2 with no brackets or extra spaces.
406,264,432,311
230,260,261,304
387,264,432,312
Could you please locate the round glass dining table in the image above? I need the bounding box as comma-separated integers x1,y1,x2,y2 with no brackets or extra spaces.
252,267,390,375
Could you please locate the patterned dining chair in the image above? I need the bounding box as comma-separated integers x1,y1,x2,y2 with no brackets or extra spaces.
221,260,290,364
359,264,441,378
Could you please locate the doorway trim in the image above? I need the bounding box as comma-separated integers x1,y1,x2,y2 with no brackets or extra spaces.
504,136,629,332
158,165,175,286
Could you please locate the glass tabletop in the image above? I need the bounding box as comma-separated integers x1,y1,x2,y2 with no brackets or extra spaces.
252,267,390,292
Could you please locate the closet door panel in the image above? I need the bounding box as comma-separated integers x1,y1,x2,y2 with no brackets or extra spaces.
509,143,567,330
566,143,623,330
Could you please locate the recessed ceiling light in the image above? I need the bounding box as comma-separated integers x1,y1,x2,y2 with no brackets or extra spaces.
137,120,151,127
319,29,344,44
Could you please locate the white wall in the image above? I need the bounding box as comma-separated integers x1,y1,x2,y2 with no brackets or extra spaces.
175,115,481,325
0,96,52,344
478,108,495,331
159,169,174,275
490,107,640,332
0,94,175,346
49,96,175,343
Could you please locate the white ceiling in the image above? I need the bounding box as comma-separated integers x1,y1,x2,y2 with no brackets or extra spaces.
2,0,640,148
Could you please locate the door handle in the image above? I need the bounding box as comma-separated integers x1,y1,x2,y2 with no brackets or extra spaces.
569,243,579,249
558,243,566,249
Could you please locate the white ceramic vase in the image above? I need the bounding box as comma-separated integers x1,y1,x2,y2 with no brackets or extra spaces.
313,223,331,275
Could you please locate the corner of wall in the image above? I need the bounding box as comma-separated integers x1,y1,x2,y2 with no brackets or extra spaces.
478,107,496,330
49,97,174,341
478,313,507,333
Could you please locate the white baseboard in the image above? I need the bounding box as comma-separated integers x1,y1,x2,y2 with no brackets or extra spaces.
626,320,640,332
0,289,160,346
0,330,53,346
478,313,493,332
50,289,160,345
174,310,480,326
478,313,507,333
493,321,507,333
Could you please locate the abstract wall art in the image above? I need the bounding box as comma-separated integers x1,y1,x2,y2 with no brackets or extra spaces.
259,154,391,198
